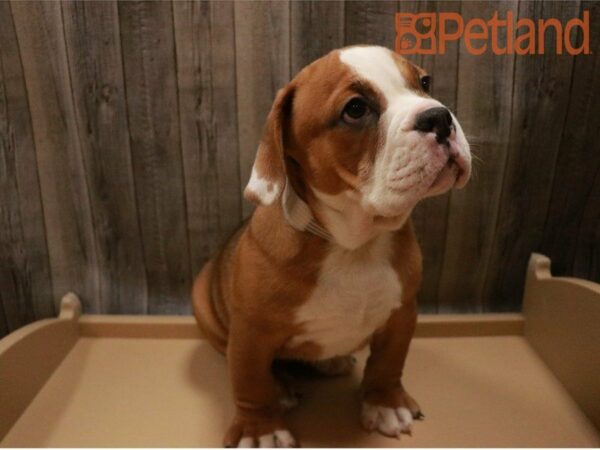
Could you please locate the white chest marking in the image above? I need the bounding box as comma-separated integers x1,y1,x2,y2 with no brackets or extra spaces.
290,234,402,359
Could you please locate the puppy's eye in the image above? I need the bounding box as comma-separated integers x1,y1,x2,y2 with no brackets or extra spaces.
420,75,431,93
342,98,370,124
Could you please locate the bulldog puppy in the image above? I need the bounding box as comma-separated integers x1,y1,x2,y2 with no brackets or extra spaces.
192,45,471,447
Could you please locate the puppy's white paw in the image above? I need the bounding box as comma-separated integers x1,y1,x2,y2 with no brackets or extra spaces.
279,392,300,411
273,430,296,448
360,402,414,438
237,429,296,448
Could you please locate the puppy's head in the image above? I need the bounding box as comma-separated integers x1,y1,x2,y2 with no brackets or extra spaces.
245,46,471,246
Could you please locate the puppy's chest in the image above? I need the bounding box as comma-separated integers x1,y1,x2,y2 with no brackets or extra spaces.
289,241,403,359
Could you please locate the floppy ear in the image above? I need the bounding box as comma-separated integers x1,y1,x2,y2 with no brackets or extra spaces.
244,84,295,206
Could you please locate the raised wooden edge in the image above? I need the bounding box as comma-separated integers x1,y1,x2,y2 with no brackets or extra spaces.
523,253,600,430
58,291,82,320
526,252,600,293
76,312,524,339
78,315,203,339
0,293,81,441
416,313,524,337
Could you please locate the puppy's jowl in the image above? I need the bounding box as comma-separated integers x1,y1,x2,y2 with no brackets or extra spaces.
192,45,471,448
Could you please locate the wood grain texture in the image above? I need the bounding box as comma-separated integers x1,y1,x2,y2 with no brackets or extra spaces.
568,1,600,284
290,1,345,74
0,1,54,331
0,296,7,337
1,1,600,339
400,1,461,312
234,0,291,218
10,1,99,313
483,1,580,311
542,2,600,282
344,1,398,47
173,1,242,277
61,1,147,314
118,1,190,314
437,1,517,312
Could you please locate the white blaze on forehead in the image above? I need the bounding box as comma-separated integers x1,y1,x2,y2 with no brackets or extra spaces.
339,46,408,100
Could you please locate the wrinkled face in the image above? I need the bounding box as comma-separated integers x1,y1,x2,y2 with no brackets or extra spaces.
245,45,471,246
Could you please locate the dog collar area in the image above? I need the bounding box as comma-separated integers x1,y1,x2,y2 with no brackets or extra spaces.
281,182,333,241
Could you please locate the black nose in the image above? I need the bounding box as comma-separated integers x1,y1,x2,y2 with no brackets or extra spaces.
414,107,453,144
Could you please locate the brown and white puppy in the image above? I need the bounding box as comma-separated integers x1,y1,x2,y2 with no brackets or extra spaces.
192,45,471,447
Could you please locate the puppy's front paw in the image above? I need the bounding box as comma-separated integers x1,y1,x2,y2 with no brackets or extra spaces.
360,403,414,438
236,430,296,448
360,389,423,439
224,417,297,448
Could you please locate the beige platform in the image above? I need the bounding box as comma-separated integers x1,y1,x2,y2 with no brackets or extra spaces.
1,254,599,447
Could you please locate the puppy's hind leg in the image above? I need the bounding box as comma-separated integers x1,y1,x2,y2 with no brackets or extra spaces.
309,355,357,377
192,261,228,354
272,361,303,412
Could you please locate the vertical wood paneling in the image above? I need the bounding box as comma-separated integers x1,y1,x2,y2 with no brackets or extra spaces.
290,1,344,74
61,1,147,314
0,297,7,337
569,0,600,284
400,1,461,312
234,0,291,218
483,1,580,311
344,1,398,47
542,2,600,281
173,1,242,277
1,1,600,339
437,1,517,312
119,1,190,314
0,1,54,330
0,269,23,332
11,1,99,313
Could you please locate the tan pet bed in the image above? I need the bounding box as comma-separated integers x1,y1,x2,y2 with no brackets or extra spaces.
1,254,599,447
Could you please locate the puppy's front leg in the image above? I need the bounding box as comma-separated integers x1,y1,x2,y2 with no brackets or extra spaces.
360,301,423,438
224,319,296,448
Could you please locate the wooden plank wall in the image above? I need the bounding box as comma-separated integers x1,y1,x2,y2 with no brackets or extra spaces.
1,1,599,335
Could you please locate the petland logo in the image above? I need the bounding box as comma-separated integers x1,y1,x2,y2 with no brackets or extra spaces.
396,11,590,55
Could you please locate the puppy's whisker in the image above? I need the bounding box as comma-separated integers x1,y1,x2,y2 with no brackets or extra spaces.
471,153,484,165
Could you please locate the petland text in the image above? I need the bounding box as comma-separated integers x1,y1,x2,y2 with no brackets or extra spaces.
396,11,590,55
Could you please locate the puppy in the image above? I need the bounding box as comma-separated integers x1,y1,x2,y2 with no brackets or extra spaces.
192,45,471,447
